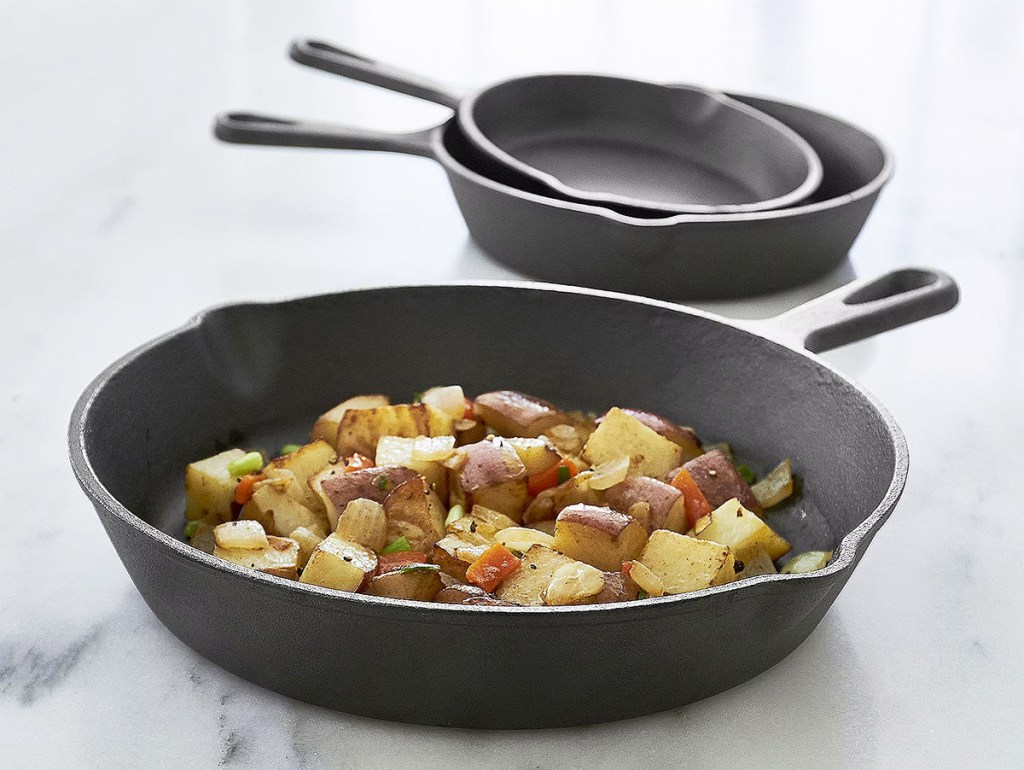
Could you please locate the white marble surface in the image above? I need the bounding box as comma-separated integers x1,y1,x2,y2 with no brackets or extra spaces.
3,1,1023,766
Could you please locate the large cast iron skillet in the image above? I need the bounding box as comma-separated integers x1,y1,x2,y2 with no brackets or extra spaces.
214,91,890,299
69,271,957,728
287,39,822,215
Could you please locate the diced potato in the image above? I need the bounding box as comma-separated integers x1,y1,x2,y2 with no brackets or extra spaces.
692,497,791,561
504,437,561,476
447,505,518,545
542,412,595,457
241,480,329,538
528,519,557,536
553,504,649,572
639,530,736,594
299,534,377,592
435,583,489,603
335,498,387,552
432,535,487,582
603,475,687,532
261,440,336,515
314,465,418,529
542,561,606,606
683,450,762,514
590,571,640,603
611,408,704,462
213,520,269,550
382,475,447,552
751,459,795,509
184,448,247,521
470,480,531,522
310,394,390,446
494,526,557,553
214,535,299,580
420,385,467,420
449,439,530,521
375,435,451,500
368,566,444,601
495,545,575,606
782,550,833,574
288,526,325,569
583,407,684,479
473,390,568,438
624,560,665,597
336,403,453,457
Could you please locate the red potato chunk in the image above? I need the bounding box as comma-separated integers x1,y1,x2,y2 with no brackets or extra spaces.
682,450,763,514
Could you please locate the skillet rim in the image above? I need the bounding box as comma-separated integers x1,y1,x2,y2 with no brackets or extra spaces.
433,89,894,227
68,280,909,618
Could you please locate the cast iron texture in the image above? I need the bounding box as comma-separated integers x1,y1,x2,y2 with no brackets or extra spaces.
288,39,822,214
69,273,958,728
213,91,891,300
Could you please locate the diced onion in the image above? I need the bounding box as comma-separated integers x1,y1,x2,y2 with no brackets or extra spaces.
411,435,456,462
751,459,794,509
422,385,467,419
781,550,833,574
588,455,630,490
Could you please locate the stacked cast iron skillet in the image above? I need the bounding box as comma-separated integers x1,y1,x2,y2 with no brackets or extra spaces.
69,40,960,728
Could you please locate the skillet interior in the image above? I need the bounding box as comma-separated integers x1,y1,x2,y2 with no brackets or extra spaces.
82,284,896,570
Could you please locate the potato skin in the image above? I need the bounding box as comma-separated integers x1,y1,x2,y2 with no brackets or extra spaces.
473,391,568,438
683,450,762,514
602,408,703,462
602,476,686,533
553,504,649,572
319,465,418,514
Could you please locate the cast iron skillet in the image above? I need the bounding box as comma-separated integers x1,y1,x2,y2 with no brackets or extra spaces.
69,271,957,728
289,39,822,215
214,91,891,300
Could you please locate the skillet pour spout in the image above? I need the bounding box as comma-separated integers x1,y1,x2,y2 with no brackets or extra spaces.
69,270,957,728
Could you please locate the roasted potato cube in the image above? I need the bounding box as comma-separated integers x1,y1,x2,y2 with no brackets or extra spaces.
683,450,762,514
639,530,736,594
435,583,489,603
450,439,530,521
261,440,336,515
583,407,684,479
213,520,269,550
310,394,390,446
495,545,575,606
528,519,557,536
590,570,640,603
335,498,388,552
473,390,568,438
184,448,247,521
315,465,418,529
368,565,444,601
734,544,778,579
241,480,329,538
607,408,703,462
288,526,325,569
603,476,688,533
420,385,468,419
432,536,487,582
553,504,649,572
336,403,453,457
299,534,377,592
692,497,791,561
374,435,452,500
214,535,299,580
504,437,561,476
383,475,447,552
447,505,518,545
543,561,606,606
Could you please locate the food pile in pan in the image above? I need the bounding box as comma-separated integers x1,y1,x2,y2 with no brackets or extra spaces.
183,388,832,605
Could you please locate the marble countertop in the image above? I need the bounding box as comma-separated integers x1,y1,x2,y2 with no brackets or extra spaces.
3,1,1022,766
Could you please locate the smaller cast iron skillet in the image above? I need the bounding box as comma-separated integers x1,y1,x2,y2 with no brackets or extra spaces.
288,39,823,214
69,270,957,728
214,90,890,300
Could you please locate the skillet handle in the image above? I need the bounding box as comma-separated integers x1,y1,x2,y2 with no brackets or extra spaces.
213,111,437,158
290,38,462,110
754,268,960,353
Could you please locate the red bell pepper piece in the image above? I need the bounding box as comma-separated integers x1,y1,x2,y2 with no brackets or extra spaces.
465,544,522,592
527,459,579,497
670,468,713,529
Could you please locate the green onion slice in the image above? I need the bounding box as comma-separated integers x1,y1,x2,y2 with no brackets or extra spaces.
381,536,412,554
227,451,264,478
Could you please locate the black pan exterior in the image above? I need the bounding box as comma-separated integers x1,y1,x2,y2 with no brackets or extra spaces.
437,95,890,299
70,285,906,728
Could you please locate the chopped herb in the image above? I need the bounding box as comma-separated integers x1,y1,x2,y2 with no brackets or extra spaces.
184,521,199,539
412,391,424,403
736,465,757,484
445,504,465,527
395,564,441,574
557,464,571,484
227,451,264,478
381,536,412,554
637,590,649,600
280,443,301,455
376,475,389,491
